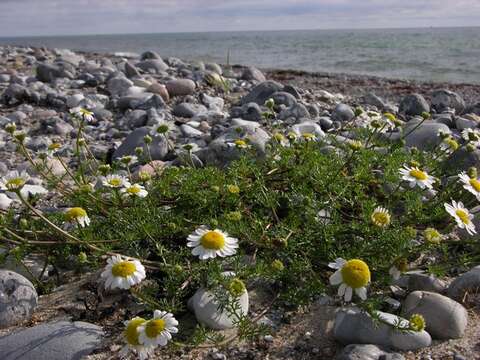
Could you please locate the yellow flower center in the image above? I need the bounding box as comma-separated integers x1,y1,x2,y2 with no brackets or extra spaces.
409,314,426,332
48,143,61,151
234,139,247,147
111,261,137,278
341,259,371,289
227,184,240,194
372,211,390,227
6,177,26,189
145,319,166,338
424,227,441,244
455,209,470,224
108,178,122,187
127,185,141,194
469,178,480,192
65,207,87,221
125,317,146,346
200,231,225,250
273,133,285,142
302,133,315,140
445,138,459,150
409,169,428,181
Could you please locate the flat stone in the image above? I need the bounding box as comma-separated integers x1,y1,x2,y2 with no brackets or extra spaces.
337,344,405,360
404,120,450,150
334,308,431,351
0,321,103,360
403,291,468,339
399,94,430,117
166,79,196,97
241,66,266,82
0,270,38,328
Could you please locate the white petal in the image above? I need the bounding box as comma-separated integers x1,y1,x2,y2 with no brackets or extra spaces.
344,286,353,302
329,270,343,285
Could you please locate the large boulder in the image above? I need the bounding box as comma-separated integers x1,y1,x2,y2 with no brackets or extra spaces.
403,291,468,339
0,321,103,360
431,89,465,114
334,308,431,351
0,270,38,328
399,94,430,117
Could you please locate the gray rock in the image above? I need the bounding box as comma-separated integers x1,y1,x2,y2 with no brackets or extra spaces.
291,121,325,138
0,320,103,360
434,113,455,128
36,62,74,82
403,291,468,339
278,103,310,120
271,91,297,108
141,50,162,60
240,81,283,105
334,309,431,351
180,124,204,138
166,79,196,97
113,127,168,161
432,89,465,114
234,102,263,122
124,62,141,78
201,94,224,111
135,59,168,74
107,76,134,97
242,66,266,82
399,94,430,117
173,103,207,118
66,94,85,108
126,109,148,128
447,265,480,300
445,148,480,174
337,344,405,360
404,120,450,150
201,125,270,167
332,103,355,122
319,117,334,131
1,83,32,105
188,287,249,330
455,117,477,130
404,273,447,293
0,270,38,328
363,93,389,110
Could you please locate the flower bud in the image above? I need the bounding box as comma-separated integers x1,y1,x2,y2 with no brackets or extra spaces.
228,278,246,297
354,107,364,117
134,147,144,156
467,143,476,152
264,98,275,109
5,122,16,134
98,164,111,176
143,135,152,144
13,131,26,143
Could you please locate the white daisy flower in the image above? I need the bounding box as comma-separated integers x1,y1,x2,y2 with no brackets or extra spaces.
151,119,174,136
47,142,62,155
65,207,91,227
102,174,130,189
227,139,250,149
300,132,317,142
101,255,146,290
329,258,371,302
0,170,30,191
462,128,480,147
187,226,239,260
70,107,95,122
316,209,332,225
138,310,179,347
399,165,435,190
444,200,476,235
389,266,402,280
121,317,155,360
121,183,148,198
371,207,391,228
388,259,407,280
119,155,138,166
459,172,480,200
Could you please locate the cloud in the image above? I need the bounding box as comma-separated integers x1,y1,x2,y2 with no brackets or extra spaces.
0,0,478,36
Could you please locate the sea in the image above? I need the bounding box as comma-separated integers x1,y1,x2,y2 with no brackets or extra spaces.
1,27,479,84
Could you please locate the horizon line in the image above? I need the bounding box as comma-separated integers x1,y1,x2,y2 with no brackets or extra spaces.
0,25,479,39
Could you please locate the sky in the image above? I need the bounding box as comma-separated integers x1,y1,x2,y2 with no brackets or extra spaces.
0,0,479,37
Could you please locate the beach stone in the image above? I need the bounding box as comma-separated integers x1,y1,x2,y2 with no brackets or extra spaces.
291,121,325,138
201,125,270,167
36,62,72,82
445,148,480,174
188,287,249,330
107,76,134,97
432,89,465,114
242,66,266,82
180,124,204,138
141,50,162,60
363,93,389,110
0,320,103,359
399,94,430,117
404,273,447,293
173,103,207,118
337,344,405,360
135,59,168,74
0,270,38,328
334,308,431,351
332,103,355,122
270,92,297,108
66,93,85,108
113,127,168,161
403,291,468,339
126,109,148,128
1,83,32,105
403,119,450,150
240,80,283,105
166,79,196,96
447,265,480,301
233,102,263,122
0,193,13,210
278,103,310,120
134,160,165,179
455,117,477,130
434,113,455,128
147,83,169,102
319,117,334,130
205,63,222,75
124,62,141,78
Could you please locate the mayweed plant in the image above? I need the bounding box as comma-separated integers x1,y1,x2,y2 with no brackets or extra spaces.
2,107,480,357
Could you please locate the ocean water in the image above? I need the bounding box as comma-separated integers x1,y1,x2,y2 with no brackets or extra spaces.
1,27,479,84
